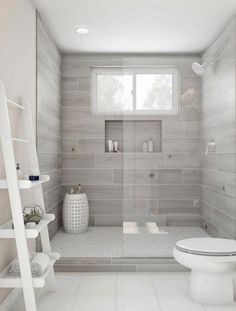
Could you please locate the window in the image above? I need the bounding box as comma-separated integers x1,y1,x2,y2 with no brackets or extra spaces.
91,67,179,114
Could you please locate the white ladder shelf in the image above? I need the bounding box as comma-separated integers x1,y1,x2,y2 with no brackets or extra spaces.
0,81,60,311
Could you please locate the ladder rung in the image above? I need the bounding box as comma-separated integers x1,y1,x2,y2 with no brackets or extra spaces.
0,252,60,288
7,99,26,110
0,175,50,189
11,137,30,143
0,214,55,239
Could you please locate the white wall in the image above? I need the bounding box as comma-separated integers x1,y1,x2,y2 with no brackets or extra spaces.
0,0,36,303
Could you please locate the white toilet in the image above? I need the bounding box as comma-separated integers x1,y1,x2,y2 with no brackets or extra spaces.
173,238,236,305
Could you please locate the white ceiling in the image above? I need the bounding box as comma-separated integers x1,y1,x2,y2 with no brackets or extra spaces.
33,0,236,54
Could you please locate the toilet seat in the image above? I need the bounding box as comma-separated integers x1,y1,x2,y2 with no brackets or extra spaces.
176,238,236,256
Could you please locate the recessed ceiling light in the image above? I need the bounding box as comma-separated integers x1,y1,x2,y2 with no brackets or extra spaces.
75,26,90,34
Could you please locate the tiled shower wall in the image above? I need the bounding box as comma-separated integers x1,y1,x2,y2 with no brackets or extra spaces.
36,15,62,239
200,19,236,238
61,54,201,226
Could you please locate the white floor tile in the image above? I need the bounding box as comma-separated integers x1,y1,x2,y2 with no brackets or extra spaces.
78,276,116,297
117,275,156,297
8,272,236,311
159,298,205,311
153,276,205,311
10,297,25,311
117,272,151,277
203,305,236,311
8,293,75,311
182,272,191,281
152,272,186,278
72,296,116,311
153,275,189,297
55,272,83,278
37,294,74,311
52,275,80,296
117,296,161,311
76,272,116,278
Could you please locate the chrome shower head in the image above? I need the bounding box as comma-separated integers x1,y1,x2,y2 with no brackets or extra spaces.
191,62,206,76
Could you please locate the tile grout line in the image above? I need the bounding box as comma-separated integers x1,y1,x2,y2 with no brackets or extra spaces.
115,272,118,311
70,278,81,311
150,273,163,311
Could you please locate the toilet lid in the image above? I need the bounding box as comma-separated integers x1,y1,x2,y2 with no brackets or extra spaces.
176,238,236,256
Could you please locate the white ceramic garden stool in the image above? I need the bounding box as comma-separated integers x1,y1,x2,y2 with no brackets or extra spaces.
63,192,89,233
174,238,236,305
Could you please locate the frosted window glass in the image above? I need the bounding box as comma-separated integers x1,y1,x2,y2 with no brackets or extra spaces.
136,74,173,110
96,74,133,112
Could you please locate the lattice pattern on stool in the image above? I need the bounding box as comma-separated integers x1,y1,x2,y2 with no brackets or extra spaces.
63,193,89,233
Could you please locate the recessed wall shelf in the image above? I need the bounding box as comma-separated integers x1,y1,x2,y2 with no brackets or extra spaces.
105,120,162,153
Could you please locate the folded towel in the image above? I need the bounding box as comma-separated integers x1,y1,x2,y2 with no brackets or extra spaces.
8,253,50,277
31,253,50,277
8,253,34,276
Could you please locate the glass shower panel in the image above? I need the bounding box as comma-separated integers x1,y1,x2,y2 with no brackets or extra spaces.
122,118,166,257
120,55,204,259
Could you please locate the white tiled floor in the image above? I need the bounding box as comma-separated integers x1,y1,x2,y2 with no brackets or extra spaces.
51,226,209,257
12,272,236,311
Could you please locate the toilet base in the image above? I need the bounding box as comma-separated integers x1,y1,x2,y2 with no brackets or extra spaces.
190,270,234,305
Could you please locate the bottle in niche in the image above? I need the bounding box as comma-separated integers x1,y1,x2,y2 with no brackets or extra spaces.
142,142,148,153
148,139,154,152
77,184,82,193
114,141,118,153
107,140,113,152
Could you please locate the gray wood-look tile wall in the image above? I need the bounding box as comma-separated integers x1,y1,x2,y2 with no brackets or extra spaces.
200,18,236,239
36,15,62,239
61,53,201,226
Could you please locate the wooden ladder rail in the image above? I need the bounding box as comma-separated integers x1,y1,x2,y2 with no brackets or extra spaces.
0,82,37,311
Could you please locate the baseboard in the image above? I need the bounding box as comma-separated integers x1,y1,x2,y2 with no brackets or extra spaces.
0,289,22,311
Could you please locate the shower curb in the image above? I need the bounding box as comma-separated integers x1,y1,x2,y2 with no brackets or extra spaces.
55,257,188,272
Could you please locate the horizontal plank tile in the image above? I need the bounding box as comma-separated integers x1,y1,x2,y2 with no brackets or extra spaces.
113,169,182,184
61,169,113,185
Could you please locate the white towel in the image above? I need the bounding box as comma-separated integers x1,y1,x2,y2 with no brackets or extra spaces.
8,253,50,277
8,253,34,276
31,253,50,277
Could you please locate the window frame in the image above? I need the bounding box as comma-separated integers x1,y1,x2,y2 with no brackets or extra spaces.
91,67,179,115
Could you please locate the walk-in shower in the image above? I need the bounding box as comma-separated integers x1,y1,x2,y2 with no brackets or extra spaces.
36,15,236,271
48,52,207,270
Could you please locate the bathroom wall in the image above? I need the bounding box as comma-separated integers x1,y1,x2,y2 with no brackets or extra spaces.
36,14,62,240
200,18,236,238
0,0,36,304
61,54,201,226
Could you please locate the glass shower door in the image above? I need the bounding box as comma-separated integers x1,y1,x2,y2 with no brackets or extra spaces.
122,118,167,257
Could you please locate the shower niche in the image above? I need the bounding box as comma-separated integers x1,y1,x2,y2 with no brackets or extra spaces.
105,120,162,153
